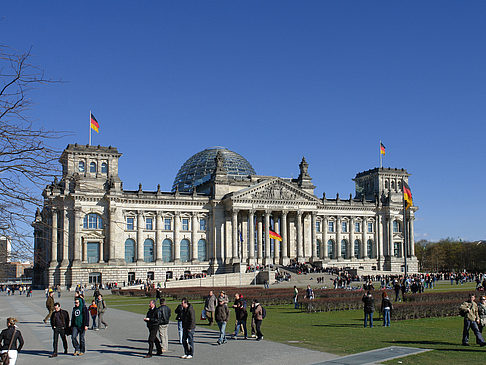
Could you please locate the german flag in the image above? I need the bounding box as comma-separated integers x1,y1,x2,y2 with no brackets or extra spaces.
403,181,413,209
269,228,282,241
90,113,100,133
380,142,386,156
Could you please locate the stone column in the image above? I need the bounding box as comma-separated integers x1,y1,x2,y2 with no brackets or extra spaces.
274,213,280,263
225,215,232,262
336,217,342,259
249,210,255,262
409,218,415,256
82,237,87,263
362,218,367,258
323,217,328,259
350,217,355,259
191,213,198,262
232,209,239,261
61,208,69,266
311,213,317,260
73,208,81,265
156,212,163,264
242,212,248,262
376,216,383,266
296,211,303,261
388,217,394,257
108,207,117,264
257,213,263,262
281,211,288,264
50,208,58,267
264,210,271,263
174,212,180,262
137,211,143,263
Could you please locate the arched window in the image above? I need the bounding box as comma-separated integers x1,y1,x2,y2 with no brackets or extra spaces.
101,162,108,173
83,213,103,229
367,239,373,258
341,239,348,259
90,162,97,173
393,220,400,233
197,239,207,261
391,180,395,190
316,240,321,258
144,239,154,262
162,239,172,262
180,239,190,262
354,239,360,258
385,179,389,189
327,240,334,259
78,161,85,172
125,239,135,263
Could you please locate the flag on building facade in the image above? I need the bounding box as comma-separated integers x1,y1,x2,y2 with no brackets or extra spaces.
269,228,282,241
90,113,100,133
380,142,386,156
403,181,413,209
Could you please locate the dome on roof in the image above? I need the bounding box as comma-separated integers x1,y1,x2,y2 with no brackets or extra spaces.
172,147,256,192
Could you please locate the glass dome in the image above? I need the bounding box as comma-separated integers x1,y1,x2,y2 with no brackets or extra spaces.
172,147,256,192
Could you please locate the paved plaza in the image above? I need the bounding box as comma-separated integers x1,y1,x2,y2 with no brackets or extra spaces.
0,291,338,365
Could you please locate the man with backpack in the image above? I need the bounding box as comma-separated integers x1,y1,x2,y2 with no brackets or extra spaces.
158,298,171,353
95,294,108,329
251,299,265,341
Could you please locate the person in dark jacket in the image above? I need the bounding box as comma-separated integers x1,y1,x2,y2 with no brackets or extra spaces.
157,298,171,353
44,290,55,323
0,317,24,365
232,293,248,339
380,292,393,327
175,304,184,344
50,303,70,357
362,291,375,328
71,298,89,356
215,298,230,344
143,300,162,358
180,298,196,359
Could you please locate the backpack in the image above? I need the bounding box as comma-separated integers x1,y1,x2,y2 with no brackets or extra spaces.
260,305,266,319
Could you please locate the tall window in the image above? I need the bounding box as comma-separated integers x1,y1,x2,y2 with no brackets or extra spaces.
180,239,190,262
144,239,154,262
182,218,189,231
316,221,321,232
162,239,172,262
101,162,108,173
87,242,100,263
197,239,207,261
341,239,348,258
354,239,360,258
146,217,153,230
394,242,400,257
393,220,400,233
328,221,335,233
125,239,135,263
164,218,171,230
316,240,321,257
367,239,373,258
355,222,361,233
78,161,85,172
327,240,334,259
90,162,97,173
126,217,135,231
83,213,103,229
342,221,348,233
199,218,206,231
368,222,373,233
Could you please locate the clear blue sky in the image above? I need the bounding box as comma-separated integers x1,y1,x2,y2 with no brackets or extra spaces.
2,1,485,242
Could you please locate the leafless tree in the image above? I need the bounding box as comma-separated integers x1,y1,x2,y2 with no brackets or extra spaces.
0,46,63,266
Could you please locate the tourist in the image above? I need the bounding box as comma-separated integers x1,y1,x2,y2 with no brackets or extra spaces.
96,294,108,329
71,298,89,356
43,290,55,324
460,293,486,346
49,303,69,357
180,298,196,359
381,292,393,327
143,300,162,358
215,297,229,345
232,293,248,339
252,299,264,341
218,290,228,304
204,290,217,326
362,291,375,328
478,296,486,334
88,300,98,330
175,303,184,344
293,286,299,309
305,285,314,300
158,298,171,353
0,317,24,365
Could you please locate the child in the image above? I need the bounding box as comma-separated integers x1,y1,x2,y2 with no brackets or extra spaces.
89,300,98,330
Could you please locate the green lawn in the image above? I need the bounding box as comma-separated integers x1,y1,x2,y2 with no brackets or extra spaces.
101,289,484,365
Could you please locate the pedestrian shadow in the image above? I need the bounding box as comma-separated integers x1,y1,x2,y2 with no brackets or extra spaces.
20,349,54,357
99,343,146,357
389,339,485,351
312,324,363,328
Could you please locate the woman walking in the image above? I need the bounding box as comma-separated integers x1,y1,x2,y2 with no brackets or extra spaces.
0,317,24,365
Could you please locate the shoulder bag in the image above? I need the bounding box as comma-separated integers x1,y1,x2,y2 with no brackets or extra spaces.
0,328,16,365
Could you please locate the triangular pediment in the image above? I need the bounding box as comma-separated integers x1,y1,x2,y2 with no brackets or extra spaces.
230,178,320,203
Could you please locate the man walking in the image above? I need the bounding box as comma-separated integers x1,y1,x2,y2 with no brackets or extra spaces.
204,290,217,326
71,298,89,356
180,298,195,359
43,290,55,324
96,294,108,329
252,299,264,341
215,297,229,345
460,293,486,346
158,298,171,354
49,303,70,357
232,293,247,339
144,300,162,358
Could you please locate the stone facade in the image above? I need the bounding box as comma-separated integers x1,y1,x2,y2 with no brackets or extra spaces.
32,144,418,288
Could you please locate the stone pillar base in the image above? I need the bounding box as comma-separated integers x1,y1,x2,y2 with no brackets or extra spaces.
263,257,273,266
280,257,290,266
191,259,199,264
247,258,256,266
71,259,82,267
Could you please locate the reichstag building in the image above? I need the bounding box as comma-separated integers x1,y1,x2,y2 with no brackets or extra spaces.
33,144,418,288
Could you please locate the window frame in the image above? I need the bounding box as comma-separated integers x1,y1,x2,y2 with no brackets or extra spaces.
126,217,135,231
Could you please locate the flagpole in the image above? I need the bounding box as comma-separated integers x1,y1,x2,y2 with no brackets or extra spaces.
402,178,408,277
379,140,382,168
89,110,92,146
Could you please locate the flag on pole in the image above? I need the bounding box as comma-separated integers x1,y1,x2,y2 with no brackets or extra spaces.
380,142,386,156
269,228,282,241
90,113,100,133
403,181,413,210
